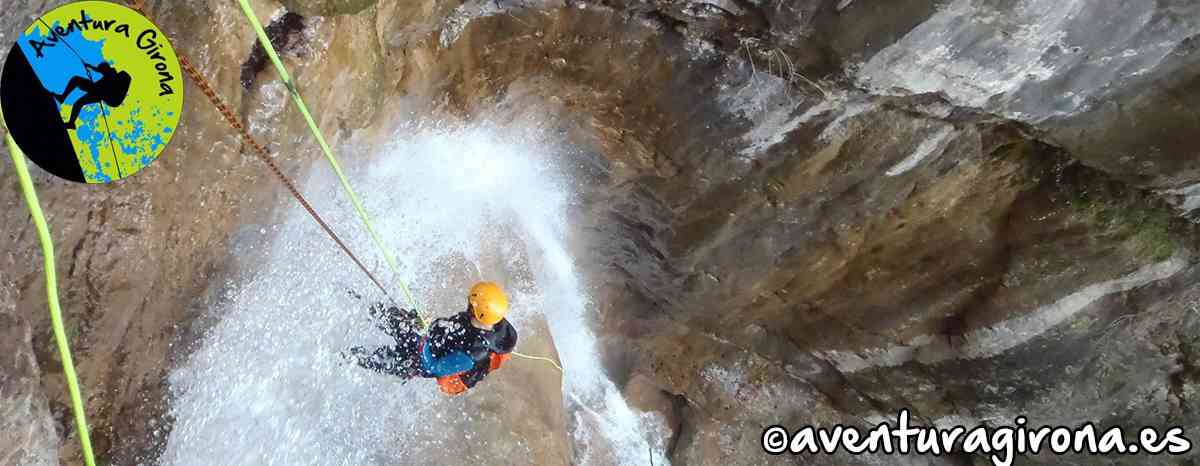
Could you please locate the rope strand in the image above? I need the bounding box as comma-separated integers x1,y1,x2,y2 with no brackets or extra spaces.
511,351,563,372
233,0,427,328
174,54,399,308
4,129,97,466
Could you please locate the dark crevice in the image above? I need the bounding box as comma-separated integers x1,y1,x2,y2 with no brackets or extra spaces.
1168,325,1200,420
66,210,93,278
240,12,307,89
664,392,688,459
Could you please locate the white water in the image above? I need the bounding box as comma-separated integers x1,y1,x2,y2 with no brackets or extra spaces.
158,121,667,465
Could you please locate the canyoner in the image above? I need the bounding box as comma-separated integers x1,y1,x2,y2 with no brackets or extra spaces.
344,282,519,395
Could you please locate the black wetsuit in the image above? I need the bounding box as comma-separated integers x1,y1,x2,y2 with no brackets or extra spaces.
347,304,424,379
349,304,517,389
424,310,518,388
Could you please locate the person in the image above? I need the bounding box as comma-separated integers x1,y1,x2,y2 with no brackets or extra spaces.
53,61,132,129
346,281,518,395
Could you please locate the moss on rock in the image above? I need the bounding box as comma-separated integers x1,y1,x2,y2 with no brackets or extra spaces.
1067,177,1186,262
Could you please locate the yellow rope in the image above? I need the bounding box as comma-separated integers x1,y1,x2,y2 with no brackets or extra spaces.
511,351,563,373
4,129,96,466
233,0,427,328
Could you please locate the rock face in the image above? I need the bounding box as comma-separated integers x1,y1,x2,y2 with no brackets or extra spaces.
0,281,58,466
276,0,375,17
856,0,1200,190
3,0,1200,465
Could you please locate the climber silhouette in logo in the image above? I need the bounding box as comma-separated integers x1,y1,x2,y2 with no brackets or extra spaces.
53,61,132,130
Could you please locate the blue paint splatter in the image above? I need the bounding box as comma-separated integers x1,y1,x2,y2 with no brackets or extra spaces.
73,105,113,182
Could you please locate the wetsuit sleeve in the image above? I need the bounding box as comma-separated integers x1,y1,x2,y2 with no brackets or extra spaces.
497,320,517,354
349,346,413,378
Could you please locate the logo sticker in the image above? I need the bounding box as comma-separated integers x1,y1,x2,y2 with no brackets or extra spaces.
1,0,183,183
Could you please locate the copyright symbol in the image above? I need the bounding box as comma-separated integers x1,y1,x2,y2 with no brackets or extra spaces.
762,425,789,454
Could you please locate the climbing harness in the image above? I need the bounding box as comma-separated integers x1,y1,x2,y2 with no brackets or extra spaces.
3,127,97,466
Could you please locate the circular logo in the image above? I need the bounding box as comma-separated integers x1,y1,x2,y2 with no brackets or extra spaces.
1,1,183,183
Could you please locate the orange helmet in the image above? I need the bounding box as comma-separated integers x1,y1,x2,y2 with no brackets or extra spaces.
468,281,509,325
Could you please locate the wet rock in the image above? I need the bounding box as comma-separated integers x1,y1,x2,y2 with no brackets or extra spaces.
0,282,58,466
622,373,682,454
277,0,377,17
5,0,1200,464
240,12,306,89
855,0,1200,190
379,4,1200,464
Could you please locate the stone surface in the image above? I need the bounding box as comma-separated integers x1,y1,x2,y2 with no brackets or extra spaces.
277,0,376,16
4,0,1200,464
0,279,58,466
856,0,1200,190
